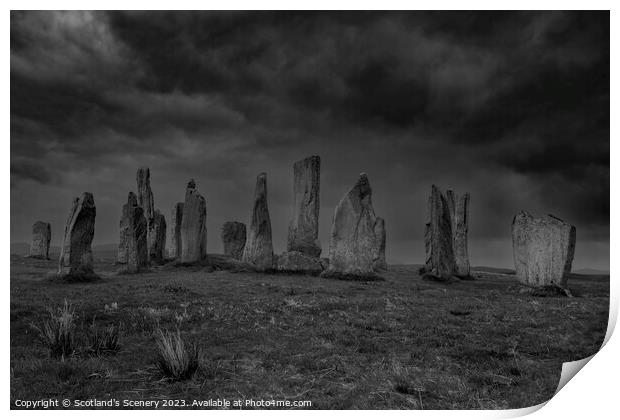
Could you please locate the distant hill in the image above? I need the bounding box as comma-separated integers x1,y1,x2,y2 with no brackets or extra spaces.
573,268,610,275
11,242,118,261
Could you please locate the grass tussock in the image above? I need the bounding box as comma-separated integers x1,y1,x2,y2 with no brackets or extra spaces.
154,329,200,381
30,300,77,358
86,320,121,357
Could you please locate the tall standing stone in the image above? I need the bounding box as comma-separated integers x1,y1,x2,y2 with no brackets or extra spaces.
30,221,51,259
446,190,471,277
242,173,274,271
320,173,384,281
137,167,156,258
221,221,246,260
168,202,184,259
149,210,167,263
58,192,96,275
423,185,457,281
373,217,387,270
180,179,207,263
287,155,321,257
511,211,576,289
118,192,148,273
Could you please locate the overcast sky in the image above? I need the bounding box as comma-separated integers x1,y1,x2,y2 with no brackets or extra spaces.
10,11,609,270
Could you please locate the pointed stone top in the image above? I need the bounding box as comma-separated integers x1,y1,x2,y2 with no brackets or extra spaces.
257,172,267,179
127,191,138,206
137,167,150,179
80,192,95,207
187,178,196,190
352,173,371,198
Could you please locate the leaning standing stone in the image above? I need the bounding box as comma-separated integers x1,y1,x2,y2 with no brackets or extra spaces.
168,202,184,259
242,173,274,271
119,192,148,273
423,185,457,281
58,192,96,275
511,211,576,290
287,155,321,257
446,190,471,278
221,221,246,260
30,221,51,259
149,210,167,263
320,173,384,281
180,179,207,263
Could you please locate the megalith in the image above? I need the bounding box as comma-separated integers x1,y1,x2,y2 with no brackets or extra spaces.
149,210,167,263
137,167,157,259
58,192,96,275
446,190,471,277
320,173,384,281
118,192,148,273
221,221,246,260
180,179,207,263
168,202,184,259
373,217,387,270
511,211,576,289
287,155,321,257
423,185,457,281
242,173,274,271
30,221,51,259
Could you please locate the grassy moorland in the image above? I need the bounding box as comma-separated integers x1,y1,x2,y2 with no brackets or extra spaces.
10,254,609,409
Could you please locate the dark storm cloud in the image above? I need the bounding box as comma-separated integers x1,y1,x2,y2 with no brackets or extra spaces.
10,11,609,269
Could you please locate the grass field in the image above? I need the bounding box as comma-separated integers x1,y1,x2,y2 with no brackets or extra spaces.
10,254,609,409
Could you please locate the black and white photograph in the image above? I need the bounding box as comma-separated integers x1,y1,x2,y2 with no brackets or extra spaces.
9,8,611,411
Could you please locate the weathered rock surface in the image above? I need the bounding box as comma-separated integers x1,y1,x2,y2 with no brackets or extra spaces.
276,251,323,275
511,211,576,289
423,185,457,281
373,217,387,270
180,179,207,263
58,192,96,275
320,173,384,281
446,190,471,277
30,221,51,259
287,155,321,257
168,202,184,259
221,221,246,260
149,210,167,263
137,167,157,259
118,192,148,272
242,173,274,271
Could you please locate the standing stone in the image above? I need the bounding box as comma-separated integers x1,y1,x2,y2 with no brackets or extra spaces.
180,179,207,263
446,190,471,277
287,155,321,257
242,173,274,271
30,221,51,259
118,192,148,273
149,210,167,263
168,202,184,259
58,192,96,275
511,211,576,289
373,217,387,270
137,167,156,258
423,185,457,281
320,173,384,281
221,221,246,260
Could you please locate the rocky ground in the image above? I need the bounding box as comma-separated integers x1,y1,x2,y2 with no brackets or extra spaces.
10,254,609,409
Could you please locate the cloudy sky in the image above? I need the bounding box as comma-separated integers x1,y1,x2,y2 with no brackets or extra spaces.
10,11,609,270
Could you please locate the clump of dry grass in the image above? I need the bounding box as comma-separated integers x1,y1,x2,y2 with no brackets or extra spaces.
154,329,200,381
30,299,77,358
86,320,121,356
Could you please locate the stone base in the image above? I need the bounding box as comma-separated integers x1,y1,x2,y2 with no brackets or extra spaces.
319,269,384,281
48,270,100,283
276,251,323,275
519,284,573,297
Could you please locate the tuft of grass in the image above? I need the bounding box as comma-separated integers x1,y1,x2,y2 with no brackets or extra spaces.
154,329,200,381
30,299,77,358
86,320,121,357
